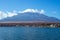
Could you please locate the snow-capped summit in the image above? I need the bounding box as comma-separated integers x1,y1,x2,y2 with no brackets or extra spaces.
18,9,45,14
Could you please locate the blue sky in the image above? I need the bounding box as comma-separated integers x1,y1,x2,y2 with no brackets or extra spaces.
0,0,60,19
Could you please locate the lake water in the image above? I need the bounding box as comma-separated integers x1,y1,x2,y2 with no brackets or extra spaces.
0,26,60,40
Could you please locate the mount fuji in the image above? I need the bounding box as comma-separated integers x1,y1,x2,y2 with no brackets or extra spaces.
0,9,60,22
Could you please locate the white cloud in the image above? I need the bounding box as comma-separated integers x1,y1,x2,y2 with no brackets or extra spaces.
0,10,18,20
0,11,7,19
40,10,45,14
7,10,18,17
18,9,45,14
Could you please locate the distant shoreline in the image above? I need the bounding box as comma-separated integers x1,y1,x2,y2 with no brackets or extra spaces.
0,21,60,27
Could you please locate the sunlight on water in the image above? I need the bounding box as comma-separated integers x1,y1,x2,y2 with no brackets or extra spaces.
0,26,60,40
